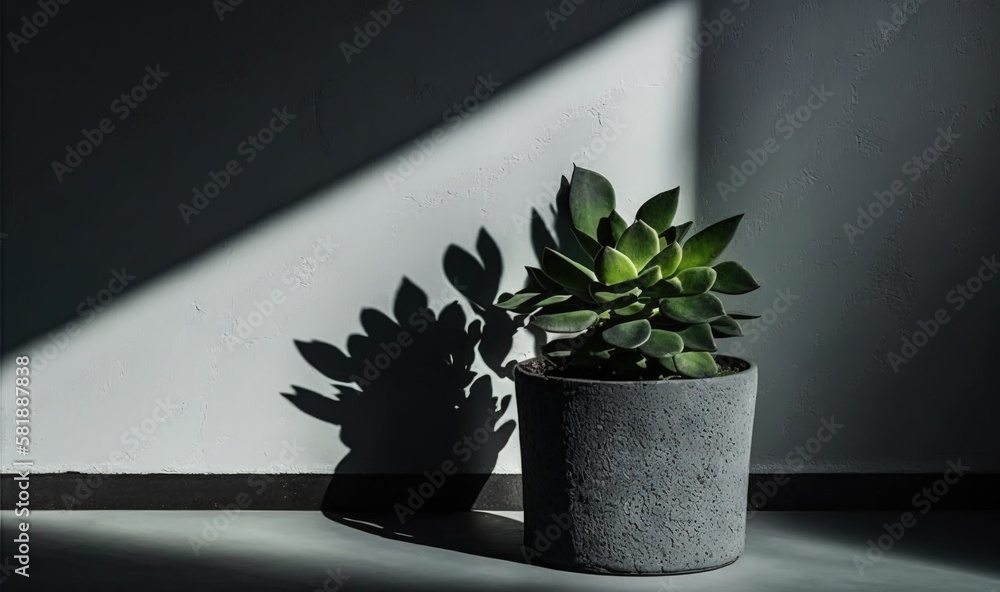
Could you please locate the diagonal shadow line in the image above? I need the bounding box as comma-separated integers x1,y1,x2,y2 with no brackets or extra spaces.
2,0,678,352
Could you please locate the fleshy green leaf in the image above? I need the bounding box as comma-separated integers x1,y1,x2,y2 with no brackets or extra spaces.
675,267,718,296
536,294,574,307
663,221,693,244
710,315,743,337
630,265,663,288
590,349,613,360
673,352,719,378
568,166,615,240
659,293,726,323
572,228,603,259
530,310,599,333
635,187,680,234
609,352,647,374
611,301,648,317
593,267,662,302
595,246,638,285
677,323,717,352
565,349,612,367
615,220,660,269
542,247,597,291
580,339,615,358
674,221,694,242
660,356,678,373
647,277,682,299
643,242,682,277
589,285,640,304
526,266,563,293
542,339,575,358
712,261,761,294
596,212,628,246
601,319,652,349
544,338,603,360
638,329,684,357
495,292,541,310
677,214,744,271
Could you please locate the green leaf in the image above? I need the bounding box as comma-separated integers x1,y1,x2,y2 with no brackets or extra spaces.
635,187,680,233
638,329,684,357
643,242,682,277
580,351,613,365
542,339,575,359
592,267,662,303
674,221,694,242
595,246,638,285
568,166,615,240
677,323,717,352
611,301,648,317
596,212,628,246
675,267,718,296
530,310,599,333
631,265,663,288
677,214,744,271
673,352,719,378
542,247,598,291
615,220,660,269
660,356,678,373
589,285,640,304
712,261,761,294
572,228,603,259
663,221,693,244
542,337,614,363
609,352,647,374
526,266,563,293
536,294,574,307
581,339,615,358
601,319,652,349
646,277,682,299
659,293,726,323
495,292,541,311
590,349,613,360
710,315,743,337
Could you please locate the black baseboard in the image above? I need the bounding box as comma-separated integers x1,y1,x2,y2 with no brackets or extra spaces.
2,473,996,511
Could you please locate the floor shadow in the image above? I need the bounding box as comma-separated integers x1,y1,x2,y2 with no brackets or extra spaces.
322,510,528,565
776,511,1000,577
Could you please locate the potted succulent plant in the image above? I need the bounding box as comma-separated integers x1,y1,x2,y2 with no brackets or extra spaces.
496,166,761,575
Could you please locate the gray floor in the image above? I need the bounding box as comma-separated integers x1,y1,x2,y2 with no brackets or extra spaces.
0,510,997,591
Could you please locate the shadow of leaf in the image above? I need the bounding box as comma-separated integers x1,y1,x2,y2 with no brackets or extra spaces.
283,230,518,511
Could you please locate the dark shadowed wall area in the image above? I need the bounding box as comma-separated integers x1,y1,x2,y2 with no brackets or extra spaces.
698,0,1000,472
1,0,657,350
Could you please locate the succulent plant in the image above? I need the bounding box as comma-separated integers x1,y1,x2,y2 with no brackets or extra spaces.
495,166,761,379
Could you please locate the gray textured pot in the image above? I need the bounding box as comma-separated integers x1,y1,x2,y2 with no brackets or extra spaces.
514,355,758,575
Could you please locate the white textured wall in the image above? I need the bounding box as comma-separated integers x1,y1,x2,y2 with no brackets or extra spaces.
0,1,699,474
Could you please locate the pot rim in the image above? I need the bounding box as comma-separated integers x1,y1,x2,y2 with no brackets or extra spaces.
513,354,756,386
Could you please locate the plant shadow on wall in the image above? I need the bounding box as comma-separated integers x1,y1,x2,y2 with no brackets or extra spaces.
280,180,581,563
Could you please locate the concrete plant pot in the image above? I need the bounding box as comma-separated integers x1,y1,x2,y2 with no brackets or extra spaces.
514,355,758,575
